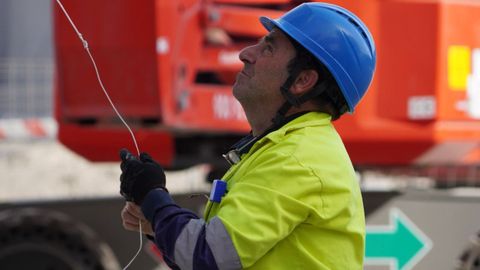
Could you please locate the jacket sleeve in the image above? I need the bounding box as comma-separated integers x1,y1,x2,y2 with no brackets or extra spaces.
141,189,242,270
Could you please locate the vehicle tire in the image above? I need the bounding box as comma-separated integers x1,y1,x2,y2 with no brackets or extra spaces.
0,208,121,270
457,231,480,270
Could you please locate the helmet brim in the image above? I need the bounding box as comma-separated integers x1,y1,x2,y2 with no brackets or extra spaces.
260,16,276,32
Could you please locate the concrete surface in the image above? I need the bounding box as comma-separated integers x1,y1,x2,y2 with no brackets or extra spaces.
0,140,211,202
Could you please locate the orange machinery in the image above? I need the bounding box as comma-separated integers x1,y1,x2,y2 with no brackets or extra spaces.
54,0,480,175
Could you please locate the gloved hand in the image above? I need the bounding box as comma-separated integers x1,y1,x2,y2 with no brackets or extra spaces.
119,148,166,205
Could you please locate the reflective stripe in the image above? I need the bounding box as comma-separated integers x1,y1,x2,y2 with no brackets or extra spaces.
174,217,241,270
206,217,242,270
175,219,205,270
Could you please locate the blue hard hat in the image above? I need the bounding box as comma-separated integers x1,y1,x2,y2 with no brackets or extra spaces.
260,3,376,112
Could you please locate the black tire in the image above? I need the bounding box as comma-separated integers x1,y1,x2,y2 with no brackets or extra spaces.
0,208,121,270
457,231,480,270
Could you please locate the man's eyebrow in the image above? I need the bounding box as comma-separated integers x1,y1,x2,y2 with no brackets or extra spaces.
258,34,275,44
264,34,275,45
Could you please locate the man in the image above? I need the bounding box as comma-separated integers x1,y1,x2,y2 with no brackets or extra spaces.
120,2,376,269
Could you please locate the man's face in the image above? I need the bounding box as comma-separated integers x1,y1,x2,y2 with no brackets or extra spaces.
233,28,296,112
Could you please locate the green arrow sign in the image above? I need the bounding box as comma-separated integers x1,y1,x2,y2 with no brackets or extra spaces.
365,208,432,270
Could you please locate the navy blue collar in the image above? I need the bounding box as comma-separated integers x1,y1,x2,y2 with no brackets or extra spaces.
223,111,309,165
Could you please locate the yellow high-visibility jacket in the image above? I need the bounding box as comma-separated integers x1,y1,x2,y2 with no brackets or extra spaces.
204,112,365,269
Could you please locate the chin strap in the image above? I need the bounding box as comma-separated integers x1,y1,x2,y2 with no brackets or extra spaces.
272,75,328,126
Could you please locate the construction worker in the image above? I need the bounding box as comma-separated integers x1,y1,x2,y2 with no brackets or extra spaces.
119,2,375,269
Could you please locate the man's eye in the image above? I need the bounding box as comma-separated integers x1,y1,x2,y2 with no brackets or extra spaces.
263,45,273,54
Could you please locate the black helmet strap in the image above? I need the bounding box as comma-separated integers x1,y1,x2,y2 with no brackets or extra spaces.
272,73,328,126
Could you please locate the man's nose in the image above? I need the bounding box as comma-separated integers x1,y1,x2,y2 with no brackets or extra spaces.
238,44,256,64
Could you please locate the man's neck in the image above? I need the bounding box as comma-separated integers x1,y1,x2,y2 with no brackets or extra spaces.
246,111,274,137
246,103,318,136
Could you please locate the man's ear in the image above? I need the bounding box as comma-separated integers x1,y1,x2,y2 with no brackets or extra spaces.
290,69,319,96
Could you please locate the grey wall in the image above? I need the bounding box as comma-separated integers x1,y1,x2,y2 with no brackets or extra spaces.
0,0,53,58
0,0,54,118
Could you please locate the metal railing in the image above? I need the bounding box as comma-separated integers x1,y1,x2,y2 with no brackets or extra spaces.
0,58,53,119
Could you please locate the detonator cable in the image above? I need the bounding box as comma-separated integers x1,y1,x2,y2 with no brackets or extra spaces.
55,1,142,269
55,0,140,157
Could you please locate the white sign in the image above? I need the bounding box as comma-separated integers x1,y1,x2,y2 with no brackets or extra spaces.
212,93,246,121
156,37,169,55
218,51,241,65
408,96,436,120
467,48,480,119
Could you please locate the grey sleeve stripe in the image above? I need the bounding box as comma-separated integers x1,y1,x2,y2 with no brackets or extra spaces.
206,217,242,270
174,219,205,270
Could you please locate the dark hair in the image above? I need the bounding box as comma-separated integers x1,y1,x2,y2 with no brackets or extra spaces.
286,37,349,120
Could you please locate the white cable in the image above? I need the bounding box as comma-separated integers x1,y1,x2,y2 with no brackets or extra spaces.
122,222,143,270
55,0,140,157
55,1,143,268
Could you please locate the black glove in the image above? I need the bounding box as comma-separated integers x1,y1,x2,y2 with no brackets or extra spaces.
119,149,166,205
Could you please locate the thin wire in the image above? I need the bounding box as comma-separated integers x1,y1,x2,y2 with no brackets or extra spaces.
122,222,143,270
55,0,140,157
55,1,143,268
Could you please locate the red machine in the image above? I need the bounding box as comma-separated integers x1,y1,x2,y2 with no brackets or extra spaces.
54,0,480,180
3,2,480,269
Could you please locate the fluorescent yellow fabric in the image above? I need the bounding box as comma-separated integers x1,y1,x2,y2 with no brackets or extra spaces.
204,112,365,269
